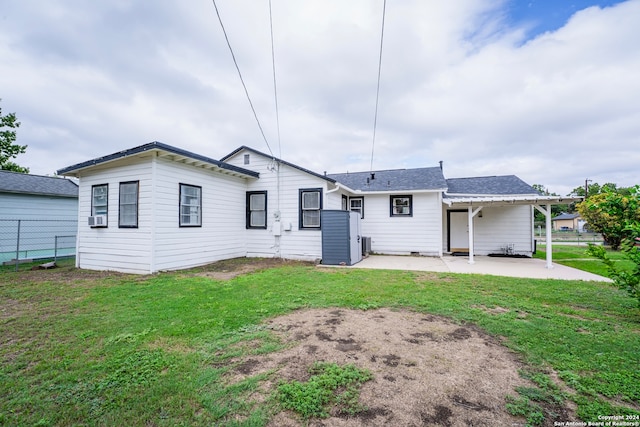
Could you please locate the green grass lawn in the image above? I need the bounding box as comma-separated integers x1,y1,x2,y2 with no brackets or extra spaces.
534,244,636,277
1,257,639,426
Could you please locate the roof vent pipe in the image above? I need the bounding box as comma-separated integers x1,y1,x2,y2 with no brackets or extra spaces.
439,161,443,171
370,172,375,180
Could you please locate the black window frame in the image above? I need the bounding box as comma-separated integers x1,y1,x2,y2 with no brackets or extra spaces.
341,194,348,211
246,191,268,229
118,181,139,228
299,188,323,229
179,183,202,227
91,183,109,224
390,195,413,217
349,196,364,219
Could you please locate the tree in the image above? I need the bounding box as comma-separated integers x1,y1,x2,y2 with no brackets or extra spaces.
586,188,640,307
0,100,28,173
577,187,640,250
569,182,633,197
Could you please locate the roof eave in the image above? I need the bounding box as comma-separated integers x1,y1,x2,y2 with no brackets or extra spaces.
222,145,336,184
57,142,260,179
443,195,583,207
352,187,447,195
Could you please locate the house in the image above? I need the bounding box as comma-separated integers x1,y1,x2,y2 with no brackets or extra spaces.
552,212,584,232
0,170,79,262
57,141,577,274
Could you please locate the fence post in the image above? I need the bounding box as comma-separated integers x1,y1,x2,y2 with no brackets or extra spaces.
15,219,21,272
54,235,58,263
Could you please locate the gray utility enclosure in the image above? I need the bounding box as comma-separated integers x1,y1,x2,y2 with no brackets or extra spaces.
321,210,362,266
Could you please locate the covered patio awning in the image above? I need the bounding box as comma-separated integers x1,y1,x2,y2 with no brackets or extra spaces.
443,195,583,268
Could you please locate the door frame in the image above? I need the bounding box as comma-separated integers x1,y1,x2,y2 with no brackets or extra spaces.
447,209,469,253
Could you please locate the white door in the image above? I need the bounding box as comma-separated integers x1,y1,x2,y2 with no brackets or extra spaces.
449,211,469,252
349,211,362,264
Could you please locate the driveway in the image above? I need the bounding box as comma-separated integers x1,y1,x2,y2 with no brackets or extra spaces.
345,255,611,281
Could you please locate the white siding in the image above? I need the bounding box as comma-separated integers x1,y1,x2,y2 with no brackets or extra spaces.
152,157,248,271
224,150,332,261
76,156,154,274
359,192,443,256
75,154,254,274
0,193,78,220
443,206,534,256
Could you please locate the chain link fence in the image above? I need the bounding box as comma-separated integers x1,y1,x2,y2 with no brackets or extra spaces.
0,219,77,271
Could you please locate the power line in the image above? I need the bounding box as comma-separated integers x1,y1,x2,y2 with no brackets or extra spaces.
211,0,274,157
269,0,282,159
370,0,387,173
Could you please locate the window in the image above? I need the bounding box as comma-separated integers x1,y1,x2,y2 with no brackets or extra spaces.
349,197,364,218
118,181,139,228
91,184,108,217
299,188,322,229
390,195,413,217
244,154,250,165
341,195,348,211
246,191,267,229
179,184,202,227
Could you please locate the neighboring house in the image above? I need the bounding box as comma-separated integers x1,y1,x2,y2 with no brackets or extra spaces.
0,170,79,262
0,170,79,219
552,212,584,232
57,142,576,274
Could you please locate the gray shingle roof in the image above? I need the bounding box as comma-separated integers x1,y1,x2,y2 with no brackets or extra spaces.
445,175,539,195
0,170,78,197
328,167,447,192
552,212,580,221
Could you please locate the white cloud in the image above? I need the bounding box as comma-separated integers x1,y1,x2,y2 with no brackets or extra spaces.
0,0,637,197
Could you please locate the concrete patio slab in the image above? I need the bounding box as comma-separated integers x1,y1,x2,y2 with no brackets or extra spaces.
342,255,611,281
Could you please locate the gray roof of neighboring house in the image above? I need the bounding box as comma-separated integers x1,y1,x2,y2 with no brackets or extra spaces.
552,212,581,221
0,170,78,197
221,146,336,183
327,167,447,192
57,141,260,178
445,175,539,196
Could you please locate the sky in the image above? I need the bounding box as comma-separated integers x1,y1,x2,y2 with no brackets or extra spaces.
1,0,638,196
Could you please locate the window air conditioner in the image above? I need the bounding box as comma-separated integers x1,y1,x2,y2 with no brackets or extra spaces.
88,215,107,227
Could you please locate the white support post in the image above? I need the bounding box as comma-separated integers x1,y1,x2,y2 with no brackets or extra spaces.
467,206,483,264
468,207,474,264
534,204,554,269
545,203,553,269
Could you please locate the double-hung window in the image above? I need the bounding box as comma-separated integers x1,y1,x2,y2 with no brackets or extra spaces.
179,184,202,227
91,184,109,217
246,191,267,229
390,195,413,217
349,197,364,219
299,188,322,229
119,181,138,228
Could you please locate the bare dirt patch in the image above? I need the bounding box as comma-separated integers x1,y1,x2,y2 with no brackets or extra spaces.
224,308,574,426
188,258,314,281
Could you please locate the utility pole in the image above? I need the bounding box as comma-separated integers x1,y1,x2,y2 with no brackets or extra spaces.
585,178,592,198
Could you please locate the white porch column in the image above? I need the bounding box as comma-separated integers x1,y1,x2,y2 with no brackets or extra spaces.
534,204,554,269
545,203,553,269
467,206,483,265
468,207,474,264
